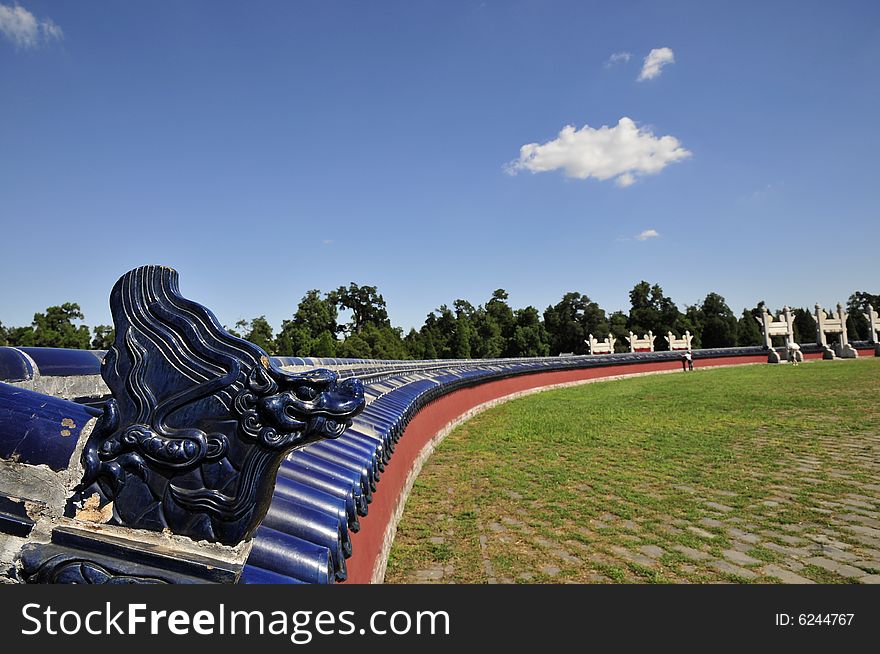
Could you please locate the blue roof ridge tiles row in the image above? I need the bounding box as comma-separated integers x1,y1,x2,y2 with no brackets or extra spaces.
0,347,108,400
4,344,845,386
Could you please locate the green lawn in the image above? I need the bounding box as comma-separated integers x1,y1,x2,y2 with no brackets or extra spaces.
385,358,880,584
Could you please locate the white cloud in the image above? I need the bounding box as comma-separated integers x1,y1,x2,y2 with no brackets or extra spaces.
42,16,61,41
505,117,691,187
605,51,632,67
616,172,636,187
638,47,674,81
636,229,659,241
0,3,63,49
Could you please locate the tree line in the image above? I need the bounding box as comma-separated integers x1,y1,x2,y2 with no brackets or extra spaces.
1,284,877,359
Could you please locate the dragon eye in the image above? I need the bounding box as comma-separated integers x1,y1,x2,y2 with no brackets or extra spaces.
294,386,318,401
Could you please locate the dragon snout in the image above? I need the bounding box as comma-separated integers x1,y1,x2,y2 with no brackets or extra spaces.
305,377,365,440
257,373,365,437
329,377,365,417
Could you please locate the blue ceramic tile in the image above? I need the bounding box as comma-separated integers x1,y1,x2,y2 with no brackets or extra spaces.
18,347,103,377
0,382,102,470
0,347,33,382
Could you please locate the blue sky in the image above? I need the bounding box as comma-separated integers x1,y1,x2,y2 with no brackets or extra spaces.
1,1,878,334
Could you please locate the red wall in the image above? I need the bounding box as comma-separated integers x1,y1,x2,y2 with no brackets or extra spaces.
343,354,767,583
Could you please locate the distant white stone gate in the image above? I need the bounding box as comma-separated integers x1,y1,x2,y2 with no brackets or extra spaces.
665,331,693,351
586,334,616,355
626,331,654,352
815,303,858,359
756,306,801,363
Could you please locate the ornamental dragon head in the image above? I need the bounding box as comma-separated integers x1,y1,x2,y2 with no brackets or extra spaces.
70,266,365,546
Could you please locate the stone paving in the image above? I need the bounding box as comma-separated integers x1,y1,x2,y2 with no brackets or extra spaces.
396,414,880,584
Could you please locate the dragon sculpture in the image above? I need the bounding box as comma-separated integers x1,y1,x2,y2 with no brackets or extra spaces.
68,266,365,545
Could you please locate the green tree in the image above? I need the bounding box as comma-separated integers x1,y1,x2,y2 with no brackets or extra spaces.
91,325,115,349
627,282,682,350
846,291,878,341
485,289,515,344
330,283,389,335
414,302,477,359
0,320,7,346
405,328,437,359
434,289,515,359
410,315,435,359
452,300,478,359
474,311,505,358
276,289,340,356
543,292,591,355
508,306,550,357
792,308,817,344
677,306,702,349
451,324,472,358
245,316,275,354
5,326,35,347
735,308,763,346
628,281,658,333
294,290,338,338
582,297,610,342
275,324,312,356
845,313,868,342
229,317,276,354
431,305,459,358
31,303,91,349
337,333,372,359
698,293,738,348
311,331,337,357
608,311,629,352
403,328,425,359
226,321,245,339
358,324,409,360
847,291,880,313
